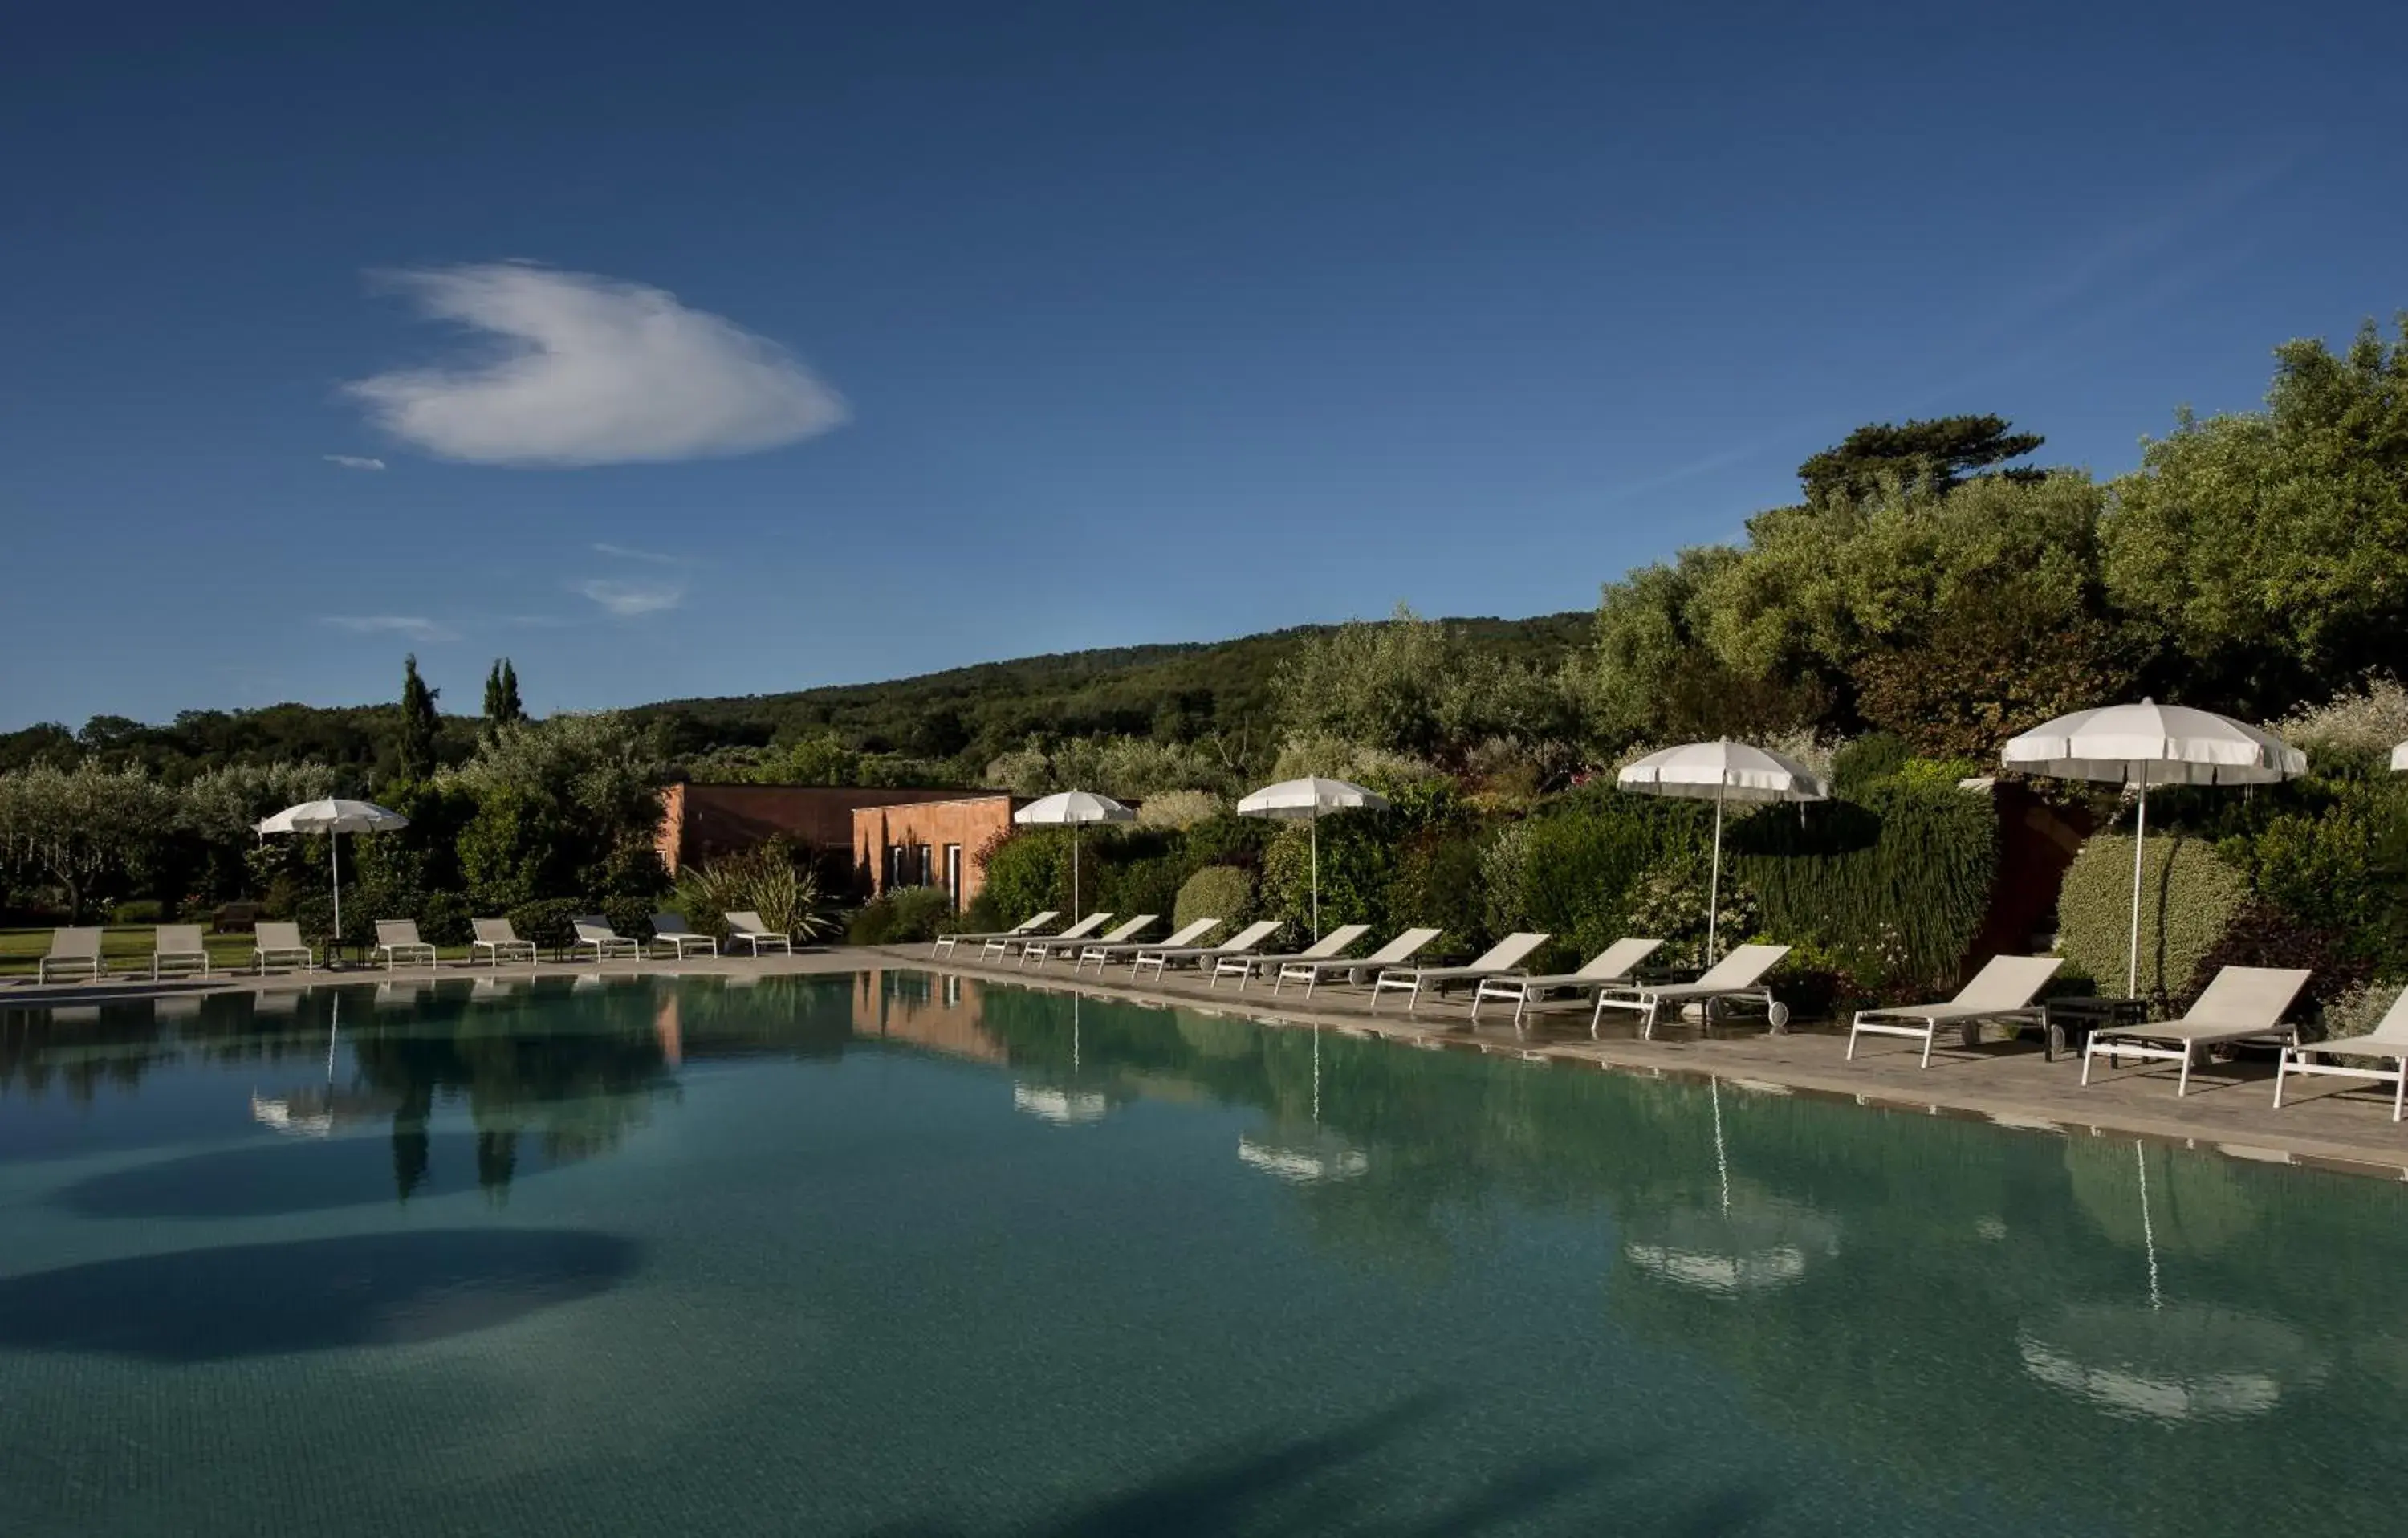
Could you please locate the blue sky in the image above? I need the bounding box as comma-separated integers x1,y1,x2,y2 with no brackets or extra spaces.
5,2,2405,730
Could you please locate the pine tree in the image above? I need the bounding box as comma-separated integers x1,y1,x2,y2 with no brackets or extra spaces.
397,654,440,783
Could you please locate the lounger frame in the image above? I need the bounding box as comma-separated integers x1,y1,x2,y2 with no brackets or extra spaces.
373,919,438,970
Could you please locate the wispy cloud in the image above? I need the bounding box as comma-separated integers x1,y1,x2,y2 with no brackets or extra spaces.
322,615,456,642
344,262,848,466
323,454,388,471
573,579,685,617
592,542,693,566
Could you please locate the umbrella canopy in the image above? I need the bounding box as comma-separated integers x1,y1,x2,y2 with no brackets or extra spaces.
1999,702,2304,995
1012,790,1134,921
1617,742,1828,963
255,798,410,836
1237,777,1390,939
254,800,409,959
2393,740,2407,773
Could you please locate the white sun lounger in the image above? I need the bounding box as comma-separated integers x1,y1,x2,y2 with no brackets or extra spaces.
1078,917,1218,974
1372,932,1550,1013
2274,987,2408,1121
1213,924,1372,991
722,911,791,957
148,923,212,979
649,914,718,959
373,918,438,970
37,926,103,983
253,921,316,974
571,917,641,963
1847,954,2065,1068
471,917,538,966
1278,928,1442,996
1590,942,1792,1040
1026,913,1155,968
983,912,1110,962
2082,966,2312,1097
933,910,1059,959
1472,937,1666,1027
1132,919,1283,981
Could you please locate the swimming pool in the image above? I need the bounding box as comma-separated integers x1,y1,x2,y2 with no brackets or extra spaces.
2,969,2398,1534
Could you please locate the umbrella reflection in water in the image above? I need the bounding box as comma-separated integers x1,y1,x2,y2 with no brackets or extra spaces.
2020,1139,2325,1422
1011,991,1109,1125
1237,1023,1369,1184
1621,1077,1840,1294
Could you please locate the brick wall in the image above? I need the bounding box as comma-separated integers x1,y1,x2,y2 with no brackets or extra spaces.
655,783,978,877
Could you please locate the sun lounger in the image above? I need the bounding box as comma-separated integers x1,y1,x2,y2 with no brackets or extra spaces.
148,923,212,979
1847,954,2065,1068
1278,927,1442,996
471,917,538,966
1077,917,1218,974
649,913,718,959
571,917,642,963
2082,966,2312,1096
253,921,316,974
1027,913,1155,968
983,912,1111,962
373,918,438,970
932,910,1060,959
1132,919,1283,981
1371,932,1549,1012
1590,942,1792,1040
723,911,791,957
2274,987,2408,1121
1213,924,1372,991
37,926,103,983
1472,937,1666,1027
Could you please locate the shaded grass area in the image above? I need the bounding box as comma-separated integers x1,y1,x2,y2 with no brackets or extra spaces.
0,926,476,979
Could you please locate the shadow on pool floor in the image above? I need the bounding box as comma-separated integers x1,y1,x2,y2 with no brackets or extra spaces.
0,1228,640,1361
51,1129,563,1217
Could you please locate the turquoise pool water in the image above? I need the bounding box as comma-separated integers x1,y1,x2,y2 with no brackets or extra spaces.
1,969,2400,1535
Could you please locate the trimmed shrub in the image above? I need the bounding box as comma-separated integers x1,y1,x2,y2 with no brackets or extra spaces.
848,887,953,946
505,898,586,953
598,897,655,942
418,890,475,946
1173,865,1257,936
978,830,1066,926
2054,832,2247,1003
945,892,1003,936
108,899,165,926
1389,829,1492,959
1732,781,1999,1001
1483,789,1709,966
2188,899,2371,1017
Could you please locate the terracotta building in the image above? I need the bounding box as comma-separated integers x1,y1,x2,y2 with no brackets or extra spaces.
655,782,976,881
852,793,1022,911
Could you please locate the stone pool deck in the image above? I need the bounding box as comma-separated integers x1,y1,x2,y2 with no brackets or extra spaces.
9,944,2406,1182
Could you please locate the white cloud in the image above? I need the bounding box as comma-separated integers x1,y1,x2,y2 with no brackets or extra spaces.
344,262,848,466
323,615,456,642
323,454,388,471
574,579,685,617
592,541,691,566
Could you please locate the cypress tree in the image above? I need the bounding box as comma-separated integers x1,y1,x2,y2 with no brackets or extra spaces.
498,659,523,723
397,654,440,783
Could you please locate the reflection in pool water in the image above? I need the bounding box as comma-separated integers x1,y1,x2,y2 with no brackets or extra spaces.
1,970,2403,1535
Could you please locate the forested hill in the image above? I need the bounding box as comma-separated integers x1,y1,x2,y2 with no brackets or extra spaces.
0,611,1597,783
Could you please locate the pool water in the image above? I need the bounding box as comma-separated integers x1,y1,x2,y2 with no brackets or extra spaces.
1,970,2400,1535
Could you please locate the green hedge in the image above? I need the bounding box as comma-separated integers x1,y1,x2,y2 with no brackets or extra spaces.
2055,832,2247,1003
848,887,954,945
1482,789,1710,969
1731,781,1998,1000
1173,865,1256,936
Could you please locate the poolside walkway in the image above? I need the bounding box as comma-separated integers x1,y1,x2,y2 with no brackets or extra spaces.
9,944,2406,1182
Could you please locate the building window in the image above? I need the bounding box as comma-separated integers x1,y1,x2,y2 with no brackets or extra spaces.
943,844,963,909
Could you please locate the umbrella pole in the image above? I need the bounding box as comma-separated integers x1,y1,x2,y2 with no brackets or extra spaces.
2127,779,2148,998
1707,795,1725,966
1310,811,1320,942
330,832,341,966
1072,824,1080,918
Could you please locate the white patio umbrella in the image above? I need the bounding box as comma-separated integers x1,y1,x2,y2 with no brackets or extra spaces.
255,799,409,958
1999,701,2304,996
1013,790,1133,919
1236,776,1390,939
2392,740,2406,773
1616,741,1828,965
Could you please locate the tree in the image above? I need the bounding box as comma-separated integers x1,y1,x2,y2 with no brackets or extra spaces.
441,713,667,903
0,763,178,918
2103,316,2408,714
483,659,525,726
1796,415,2044,504
397,655,441,783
